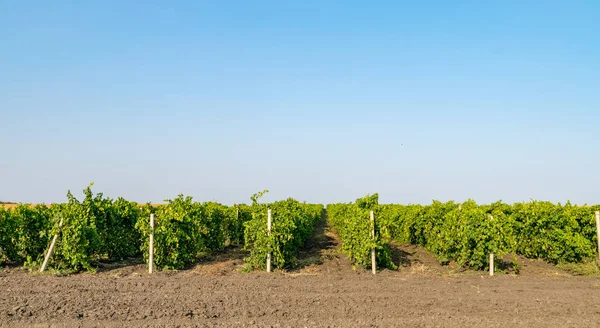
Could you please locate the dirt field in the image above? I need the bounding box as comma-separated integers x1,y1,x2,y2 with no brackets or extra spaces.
2,220,600,327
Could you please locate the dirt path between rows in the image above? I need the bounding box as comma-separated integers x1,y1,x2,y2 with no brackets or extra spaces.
2,214,600,327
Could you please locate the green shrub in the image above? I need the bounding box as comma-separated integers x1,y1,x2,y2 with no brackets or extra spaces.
328,194,396,271
244,191,322,270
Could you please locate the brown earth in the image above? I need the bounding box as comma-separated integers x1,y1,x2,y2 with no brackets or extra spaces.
1,218,600,327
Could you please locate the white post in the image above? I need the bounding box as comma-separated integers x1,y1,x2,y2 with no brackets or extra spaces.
595,211,600,263
267,209,272,273
370,210,376,275
489,214,494,276
40,218,63,272
235,207,240,246
149,214,154,274
458,204,462,211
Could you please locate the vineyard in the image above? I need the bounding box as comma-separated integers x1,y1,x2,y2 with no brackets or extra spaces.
1,186,599,275
0,185,324,273
2,187,600,327
329,194,600,272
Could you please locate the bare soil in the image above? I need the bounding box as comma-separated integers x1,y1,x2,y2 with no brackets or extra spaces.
1,218,600,327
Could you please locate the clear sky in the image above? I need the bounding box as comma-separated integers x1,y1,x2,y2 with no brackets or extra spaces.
1,1,599,205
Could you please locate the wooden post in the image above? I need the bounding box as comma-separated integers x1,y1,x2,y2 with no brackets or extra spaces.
370,210,376,275
458,204,462,211
595,211,600,263
235,205,244,246
489,214,494,276
40,218,63,272
267,209,272,273
149,213,154,274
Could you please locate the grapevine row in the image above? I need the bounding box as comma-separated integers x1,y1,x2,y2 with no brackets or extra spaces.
329,194,600,271
0,185,322,272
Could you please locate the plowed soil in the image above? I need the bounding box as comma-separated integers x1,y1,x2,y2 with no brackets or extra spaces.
1,218,600,328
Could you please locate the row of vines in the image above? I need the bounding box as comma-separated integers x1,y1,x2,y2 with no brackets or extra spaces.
329,194,600,271
327,194,396,270
0,187,142,272
0,185,323,273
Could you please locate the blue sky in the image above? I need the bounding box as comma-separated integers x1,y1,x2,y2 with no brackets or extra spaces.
1,1,599,205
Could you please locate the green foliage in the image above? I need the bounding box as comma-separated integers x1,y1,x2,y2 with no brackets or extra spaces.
356,193,379,210
12,204,53,265
328,195,396,271
105,198,143,259
135,196,247,271
375,200,598,271
51,195,101,272
243,192,322,270
4,183,599,275
44,183,143,272
0,207,19,265
511,201,596,264
250,189,269,204
379,200,516,270
330,199,598,272
225,204,252,245
137,196,217,270
0,204,53,266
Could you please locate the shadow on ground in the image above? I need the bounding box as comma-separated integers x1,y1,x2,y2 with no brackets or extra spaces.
389,244,412,268
290,209,341,272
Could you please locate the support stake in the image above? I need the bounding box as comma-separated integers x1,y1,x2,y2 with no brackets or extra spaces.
489,214,494,276
371,210,376,275
267,209,272,273
40,218,63,272
149,213,154,274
